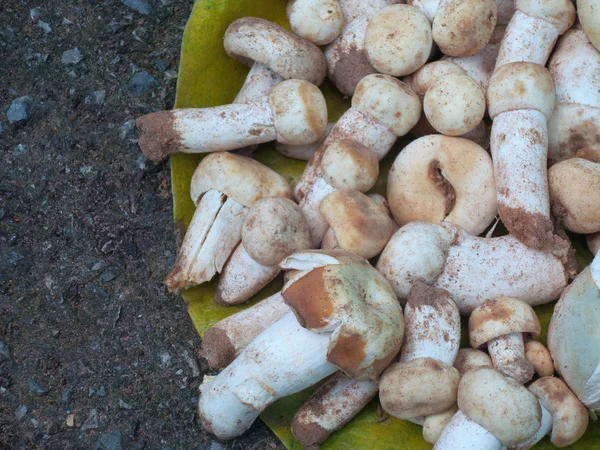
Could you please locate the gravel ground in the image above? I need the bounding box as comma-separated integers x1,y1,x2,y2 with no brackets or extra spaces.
0,1,284,449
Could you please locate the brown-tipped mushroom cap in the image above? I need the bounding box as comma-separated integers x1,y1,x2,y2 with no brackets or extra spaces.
454,348,493,376
423,73,486,136
223,17,327,85
458,368,542,446
319,190,396,259
320,140,379,191
407,60,467,98
282,259,404,380
268,79,328,146
469,297,541,348
364,4,432,77
352,74,422,137
529,376,589,447
549,158,600,234
242,197,312,267
432,0,497,57
190,152,292,206
524,340,554,378
380,357,460,419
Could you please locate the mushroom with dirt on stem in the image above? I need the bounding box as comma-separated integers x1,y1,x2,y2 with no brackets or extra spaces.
287,0,344,45
198,252,404,440
163,152,291,293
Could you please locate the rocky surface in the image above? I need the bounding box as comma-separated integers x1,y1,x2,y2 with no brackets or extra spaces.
0,1,284,449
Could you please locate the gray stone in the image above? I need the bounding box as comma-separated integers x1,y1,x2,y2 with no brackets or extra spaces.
61,387,73,404
118,398,133,410
100,270,117,282
61,48,83,65
13,144,27,155
15,405,27,420
210,443,227,450
95,431,122,450
154,60,170,72
0,341,10,361
28,379,49,396
8,251,24,264
81,408,99,431
37,21,51,33
30,8,41,21
7,97,31,124
86,90,106,105
119,120,136,139
62,18,73,26
128,72,157,95
122,0,152,15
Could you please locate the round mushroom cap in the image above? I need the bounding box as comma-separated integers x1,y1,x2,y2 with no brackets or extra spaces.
424,73,486,136
588,232,600,255
469,297,541,348
387,135,496,236
242,197,312,267
547,104,600,166
379,358,460,419
458,368,542,446
268,79,328,146
549,158,600,234
282,259,404,381
319,190,396,259
422,406,458,444
529,377,589,447
352,74,422,137
190,152,292,206
223,17,326,84
524,340,554,378
432,0,497,57
454,348,493,376
364,4,432,77
579,0,600,51
320,140,379,192
406,60,467,98
487,62,555,120
516,0,576,35
287,0,344,45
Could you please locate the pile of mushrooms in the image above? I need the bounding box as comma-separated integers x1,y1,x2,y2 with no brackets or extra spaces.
136,2,600,448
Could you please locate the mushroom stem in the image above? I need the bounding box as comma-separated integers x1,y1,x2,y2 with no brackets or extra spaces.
276,122,334,161
199,292,289,368
511,401,553,450
488,332,534,384
234,62,283,104
300,177,337,247
423,406,459,444
198,311,337,440
291,373,379,447
434,410,502,450
164,190,247,293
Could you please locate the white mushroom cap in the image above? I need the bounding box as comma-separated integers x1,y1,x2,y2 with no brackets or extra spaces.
432,0,498,57
524,340,554,378
287,0,344,46
588,232,600,255
268,79,328,146
387,135,496,235
548,103,600,165
320,190,396,259
320,140,379,192
424,73,486,136
242,197,312,267
405,60,467,98
423,406,458,444
352,74,422,137
458,368,542,446
364,4,432,77
529,377,589,447
190,152,292,206
578,0,600,51
454,348,493,376
516,0,576,35
469,297,541,349
379,357,461,419
487,62,556,120
223,17,326,85
549,158,600,234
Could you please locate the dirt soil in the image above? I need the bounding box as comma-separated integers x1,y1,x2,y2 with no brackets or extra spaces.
0,1,284,449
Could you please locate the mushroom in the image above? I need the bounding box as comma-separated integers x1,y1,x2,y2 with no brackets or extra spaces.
434,368,542,449
454,348,493,376
276,122,334,161
387,135,496,235
320,190,396,259
324,0,398,97
513,377,589,449
287,0,344,45
469,297,541,384
524,340,554,378
163,152,291,292
547,26,600,165
549,158,600,234
578,0,600,52
136,78,328,162
294,74,421,202
364,4,433,77
376,221,571,314
422,406,458,445
487,62,570,252
548,251,600,415
215,197,312,305
197,252,404,439
379,282,461,439
588,232,600,255
408,0,498,57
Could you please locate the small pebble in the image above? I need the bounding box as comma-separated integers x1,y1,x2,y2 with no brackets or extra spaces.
81,408,98,431
122,0,152,15
158,352,171,368
154,60,170,72
86,90,106,105
128,72,157,95
30,8,41,21
100,270,117,282
62,18,73,26
95,430,122,450
61,387,73,405
118,398,132,410
66,414,74,427
8,251,24,263
7,96,31,124
15,405,28,420
61,48,83,65
119,120,136,139
210,442,227,450
37,20,51,33
28,379,49,396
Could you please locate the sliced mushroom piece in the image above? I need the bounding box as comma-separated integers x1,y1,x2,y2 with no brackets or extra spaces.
164,153,291,293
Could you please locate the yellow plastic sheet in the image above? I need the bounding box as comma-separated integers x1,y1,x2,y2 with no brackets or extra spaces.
172,1,600,448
